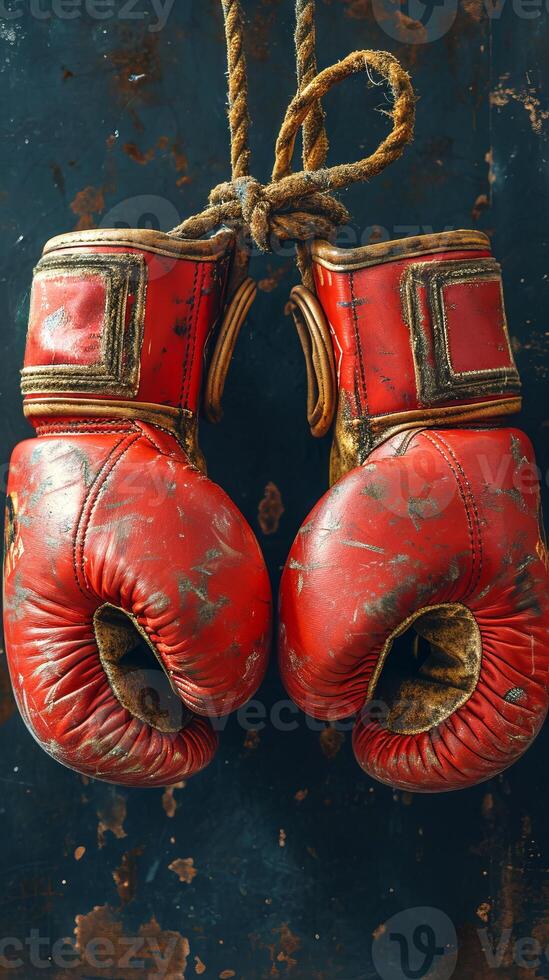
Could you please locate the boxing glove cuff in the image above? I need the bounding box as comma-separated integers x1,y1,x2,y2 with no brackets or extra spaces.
291,230,522,482
21,228,236,469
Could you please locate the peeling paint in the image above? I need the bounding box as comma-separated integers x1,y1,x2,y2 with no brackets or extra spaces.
319,725,345,759
97,794,127,849
112,847,143,906
162,781,186,818
491,78,549,135
168,857,197,884
258,482,285,535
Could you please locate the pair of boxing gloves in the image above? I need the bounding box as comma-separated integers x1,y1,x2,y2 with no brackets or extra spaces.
3,224,548,792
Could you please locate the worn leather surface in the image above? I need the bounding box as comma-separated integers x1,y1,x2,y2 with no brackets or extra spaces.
280,426,549,791
3,232,271,787
23,230,233,412
279,233,549,792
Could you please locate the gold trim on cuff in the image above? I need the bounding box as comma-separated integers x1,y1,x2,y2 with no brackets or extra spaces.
312,230,491,272
24,397,206,472
368,396,522,436
42,228,234,262
329,395,522,484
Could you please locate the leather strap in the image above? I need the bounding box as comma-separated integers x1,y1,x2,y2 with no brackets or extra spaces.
204,277,257,423
286,284,336,438
24,397,206,472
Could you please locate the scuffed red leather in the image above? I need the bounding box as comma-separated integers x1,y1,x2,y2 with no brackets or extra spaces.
23,233,233,413
4,420,270,786
4,230,271,786
280,232,549,791
280,426,549,791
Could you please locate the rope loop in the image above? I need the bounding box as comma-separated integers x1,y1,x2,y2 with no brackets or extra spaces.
171,49,415,256
272,49,415,189
168,2,416,426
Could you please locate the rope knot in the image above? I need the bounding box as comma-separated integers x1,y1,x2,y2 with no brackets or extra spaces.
172,48,415,270
209,176,273,251
234,176,273,252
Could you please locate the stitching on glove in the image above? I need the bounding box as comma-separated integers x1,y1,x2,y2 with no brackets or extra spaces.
179,261,201,410
138,424,179,459
349,269,369,420
432,431,484,599
73,433,142,599
36,425,135,437
420,432,482,601
134,421,203,473
184,263,204,411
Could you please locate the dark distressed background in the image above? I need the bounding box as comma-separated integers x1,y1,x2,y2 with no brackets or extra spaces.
0,1,548,977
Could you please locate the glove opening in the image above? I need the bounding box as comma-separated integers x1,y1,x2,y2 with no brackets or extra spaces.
94,604,193,734
367,603,482,736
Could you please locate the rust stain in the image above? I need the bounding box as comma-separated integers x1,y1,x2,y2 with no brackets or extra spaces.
472,193,489,221
162,781,186,818
485,149,496,186
341,0,429,45
97,793,127,848
390,10,429,43
219,972,236,979
366,225,387,245
249,0,282,61
258,263,291,293
112,846,144,906
70,186,105,231
342,0,371,18
454,923,491,980
456,791,549,978
169,857,198,884
294,788,308,803
108,35,162,101
462,0,485,21
258,482,285,536
476,901,491,922
319,724,345,759
279,829,287,848
119,136,190,186
244,729,261,751
53,905,189,978
172,142,191,187
491,78,549,135
74,846,86,862
123,142,156,165
271,924,301,971
195,956,207,974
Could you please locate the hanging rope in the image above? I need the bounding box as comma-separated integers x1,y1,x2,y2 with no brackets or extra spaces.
287,0,335,437
294,0,328,288
170,0,257,423
172,50,415,256
222,0,252,181
295,0,328,171
169,1,416,422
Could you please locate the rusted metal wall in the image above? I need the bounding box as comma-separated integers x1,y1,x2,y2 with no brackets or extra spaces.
0,1,548,977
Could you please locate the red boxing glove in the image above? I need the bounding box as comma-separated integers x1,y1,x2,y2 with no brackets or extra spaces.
3,228,271,787
280,230,549,792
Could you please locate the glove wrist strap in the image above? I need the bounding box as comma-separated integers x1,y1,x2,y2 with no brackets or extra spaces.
329,395,522,485
301,230,523,483
24,397,205,470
